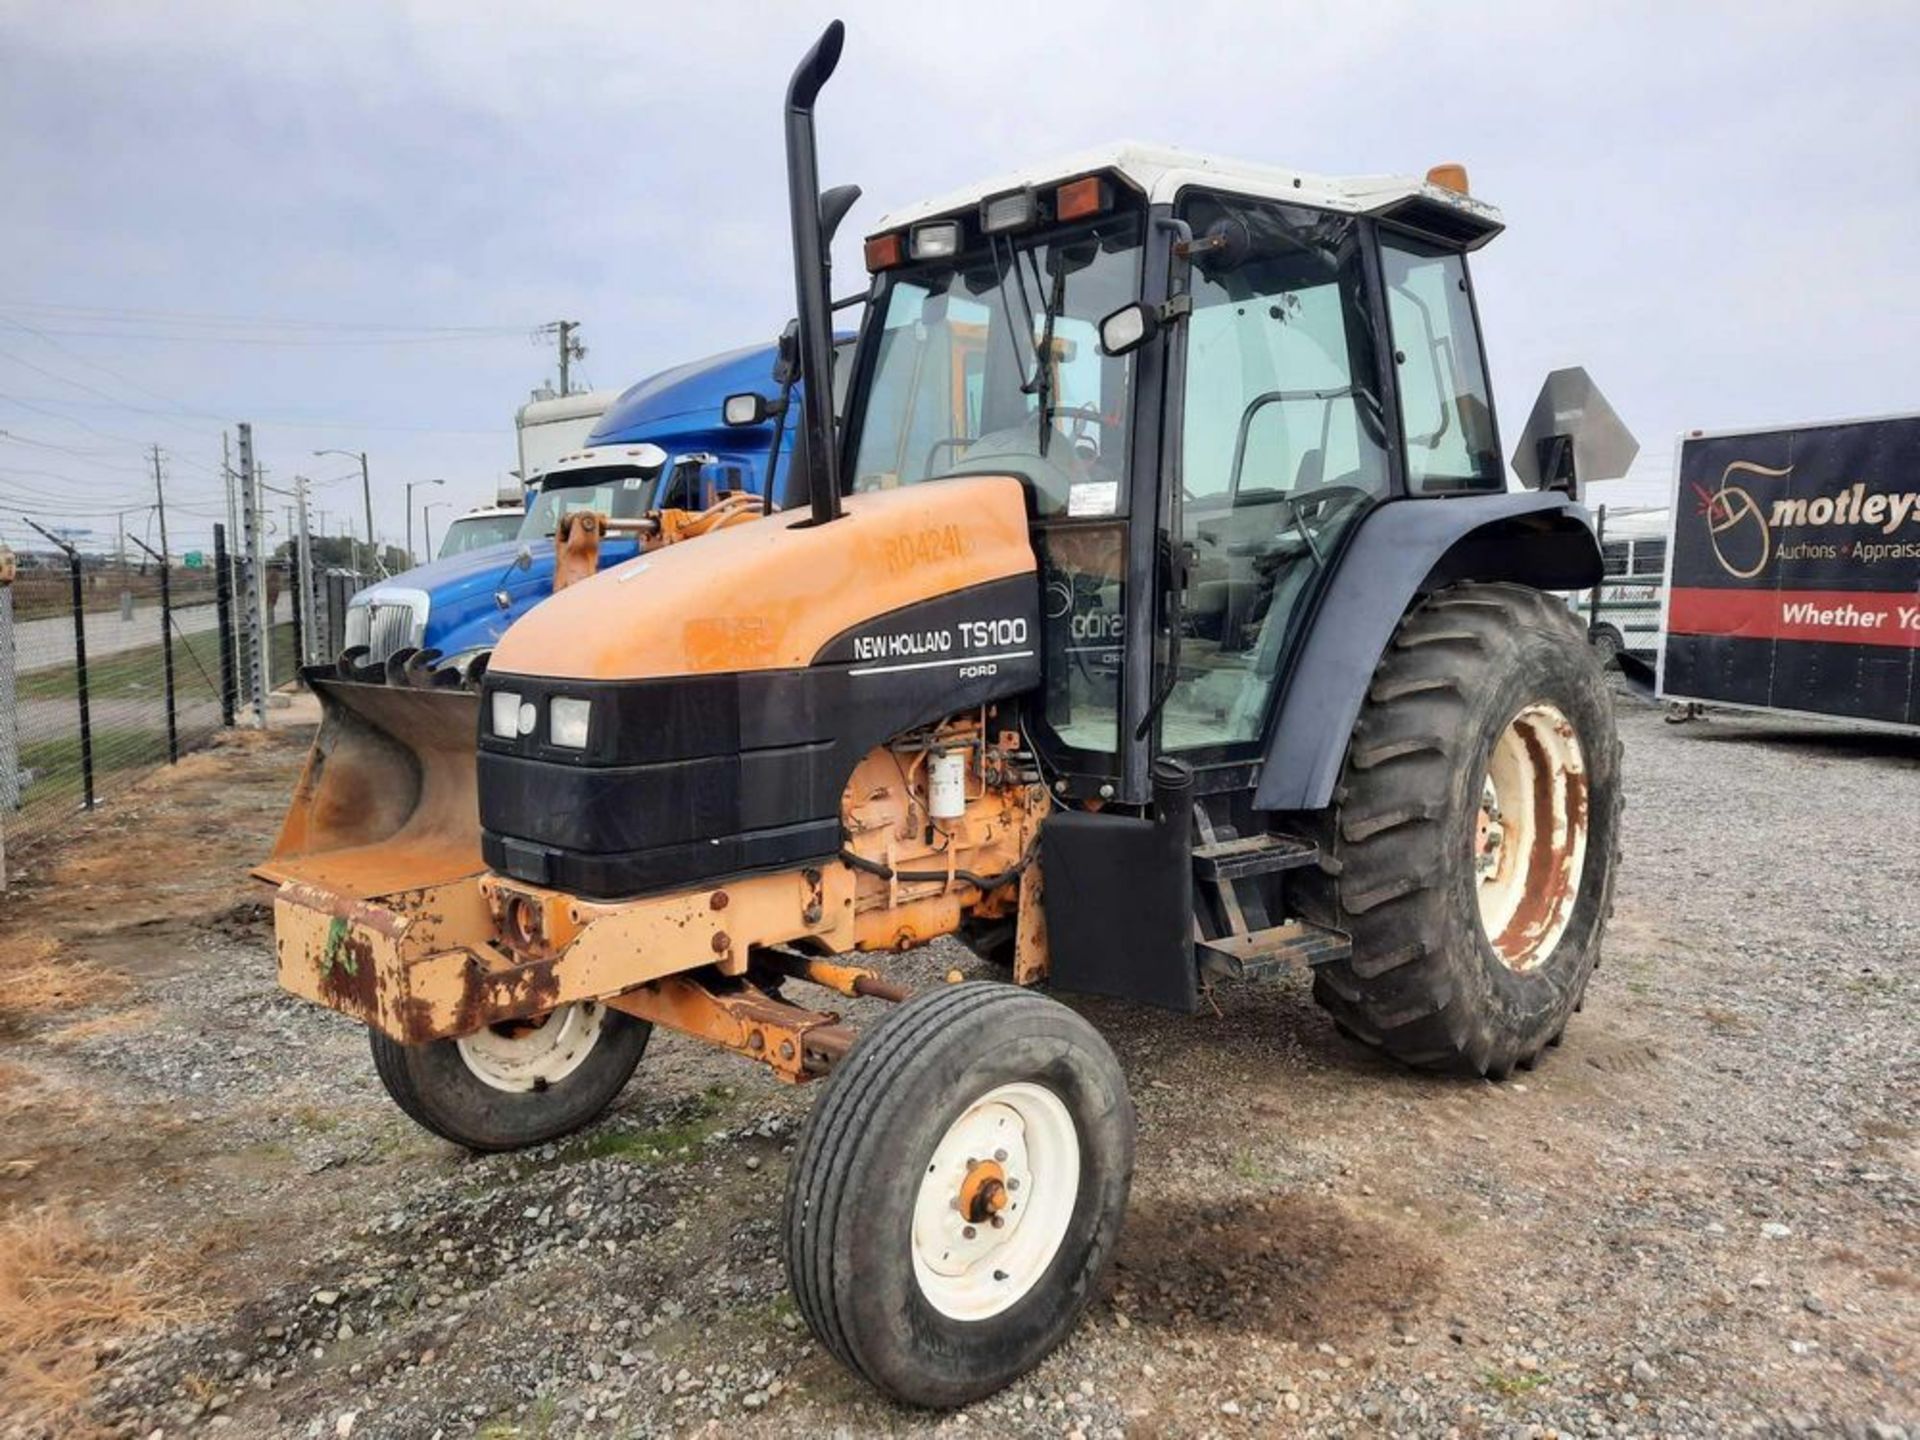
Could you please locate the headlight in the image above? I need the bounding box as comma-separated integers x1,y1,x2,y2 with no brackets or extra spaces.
343,602,371,651
909,221,961,261
490,689,534,739
548,697,591,749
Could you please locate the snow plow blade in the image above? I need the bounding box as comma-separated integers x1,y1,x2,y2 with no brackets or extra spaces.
255,673,484,900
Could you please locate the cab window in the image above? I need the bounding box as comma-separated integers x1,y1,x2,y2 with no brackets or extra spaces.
1380,236,1501,492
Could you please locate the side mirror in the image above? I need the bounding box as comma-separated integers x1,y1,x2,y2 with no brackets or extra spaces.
1098,301,1158,358
724,392,776,427
513,545,533,571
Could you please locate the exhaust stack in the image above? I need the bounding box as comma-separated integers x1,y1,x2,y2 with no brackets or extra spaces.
784,19,846,527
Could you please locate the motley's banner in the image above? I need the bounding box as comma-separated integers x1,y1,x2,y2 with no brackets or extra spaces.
1660,414,1920,728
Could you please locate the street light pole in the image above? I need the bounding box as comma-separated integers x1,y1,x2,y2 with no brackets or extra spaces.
314,448,375,574
422,501,451,562
403,478,444,566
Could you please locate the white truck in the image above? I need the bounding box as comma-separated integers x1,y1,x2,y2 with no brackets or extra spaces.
514,388,622,486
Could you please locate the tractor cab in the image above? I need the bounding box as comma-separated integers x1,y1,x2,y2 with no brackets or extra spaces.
825,145,1513,804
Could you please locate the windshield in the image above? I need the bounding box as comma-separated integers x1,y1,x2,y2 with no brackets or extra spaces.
437,513,523,558
850,213,1143,518
515,468,660,540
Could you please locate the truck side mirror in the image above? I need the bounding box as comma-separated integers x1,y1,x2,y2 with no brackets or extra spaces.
724,393,777,427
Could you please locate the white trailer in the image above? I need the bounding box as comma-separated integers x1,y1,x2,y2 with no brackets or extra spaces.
514,389,622,486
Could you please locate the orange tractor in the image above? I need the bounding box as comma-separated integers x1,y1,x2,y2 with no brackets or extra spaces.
260,22,1633,1406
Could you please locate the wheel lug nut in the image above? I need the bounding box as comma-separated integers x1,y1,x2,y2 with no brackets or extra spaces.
1007,1178,1020,1191
962,1225,977,1240
990,1215,1005,1229
993,1148,1007,1162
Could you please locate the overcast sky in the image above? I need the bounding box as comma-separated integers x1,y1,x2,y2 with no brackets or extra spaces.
2,0,1915,558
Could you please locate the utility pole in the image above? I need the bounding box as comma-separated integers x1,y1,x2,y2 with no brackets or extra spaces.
541,320,586,395
150,444,170,575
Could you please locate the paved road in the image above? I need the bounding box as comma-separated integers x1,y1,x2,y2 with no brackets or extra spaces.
4,594,289,674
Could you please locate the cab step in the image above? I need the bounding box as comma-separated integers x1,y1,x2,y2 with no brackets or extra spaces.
1197,920,1351,982
1191,831,1318,883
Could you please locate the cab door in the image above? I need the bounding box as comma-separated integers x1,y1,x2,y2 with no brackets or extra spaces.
1156,192,1394,763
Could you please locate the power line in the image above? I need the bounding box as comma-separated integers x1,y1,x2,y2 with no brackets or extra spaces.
0,313,233,426
0,394,501,437
0,299,529,334
20,328,532,348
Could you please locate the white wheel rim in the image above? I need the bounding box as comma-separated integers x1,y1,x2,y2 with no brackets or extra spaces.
1474,702,1588,973
454,1001,605,1093
910,1081,1081,1322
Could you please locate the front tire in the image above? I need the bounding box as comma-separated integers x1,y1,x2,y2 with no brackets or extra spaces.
784,982,1134,1408
1299,582,1622,1078
369,1000,650,1152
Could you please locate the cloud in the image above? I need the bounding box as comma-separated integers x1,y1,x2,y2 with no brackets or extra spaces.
1,0,1915,552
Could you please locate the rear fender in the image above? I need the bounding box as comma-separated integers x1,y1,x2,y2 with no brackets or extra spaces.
1253,492,1601,812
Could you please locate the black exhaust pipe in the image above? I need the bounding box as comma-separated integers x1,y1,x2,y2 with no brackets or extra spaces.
784,19,847,527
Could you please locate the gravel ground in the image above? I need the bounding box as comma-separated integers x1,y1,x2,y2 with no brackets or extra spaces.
0,697,1914,1439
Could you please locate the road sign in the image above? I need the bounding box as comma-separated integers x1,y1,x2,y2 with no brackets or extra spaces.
184,551,206,569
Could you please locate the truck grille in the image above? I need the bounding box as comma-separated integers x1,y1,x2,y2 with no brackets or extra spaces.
366,601,420,662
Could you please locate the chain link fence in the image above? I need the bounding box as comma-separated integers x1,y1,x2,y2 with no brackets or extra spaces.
0,519,320,875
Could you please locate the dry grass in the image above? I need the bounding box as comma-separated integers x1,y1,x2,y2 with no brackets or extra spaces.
0,938,128,1029
0,1060,105,1128
0,1208,201,1429
41,1007,163,1049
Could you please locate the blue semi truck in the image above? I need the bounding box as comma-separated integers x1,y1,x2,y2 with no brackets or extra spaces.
343,340,813,677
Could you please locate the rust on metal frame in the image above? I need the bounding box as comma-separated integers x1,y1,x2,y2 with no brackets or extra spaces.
607,975,853,1083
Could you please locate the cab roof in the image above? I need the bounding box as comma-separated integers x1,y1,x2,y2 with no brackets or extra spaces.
872,140,1504,250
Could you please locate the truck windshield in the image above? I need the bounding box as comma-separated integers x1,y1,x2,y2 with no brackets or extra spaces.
438,513,523,558
516,470,659,540
850,213,1143,518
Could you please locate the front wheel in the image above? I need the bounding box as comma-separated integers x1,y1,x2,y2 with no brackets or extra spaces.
784,982,1134,1408
369,1000,650,1152
1300,582,1623,1078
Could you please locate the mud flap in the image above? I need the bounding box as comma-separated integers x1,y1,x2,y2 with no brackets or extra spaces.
1040,760,1197,1013
255,673,484,899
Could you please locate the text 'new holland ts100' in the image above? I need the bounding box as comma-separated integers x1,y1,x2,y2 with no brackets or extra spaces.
259,21,1634,1407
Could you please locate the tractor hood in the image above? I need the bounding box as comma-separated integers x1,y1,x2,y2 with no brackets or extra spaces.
478,476,1042,898
490,476,1033,681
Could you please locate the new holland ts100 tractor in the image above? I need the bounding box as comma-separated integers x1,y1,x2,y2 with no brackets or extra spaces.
260,23,1634,1406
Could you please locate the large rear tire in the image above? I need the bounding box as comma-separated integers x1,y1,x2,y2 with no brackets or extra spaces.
784,982,1134,1408
369,1000,650,1152
1299,582,1622,1078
